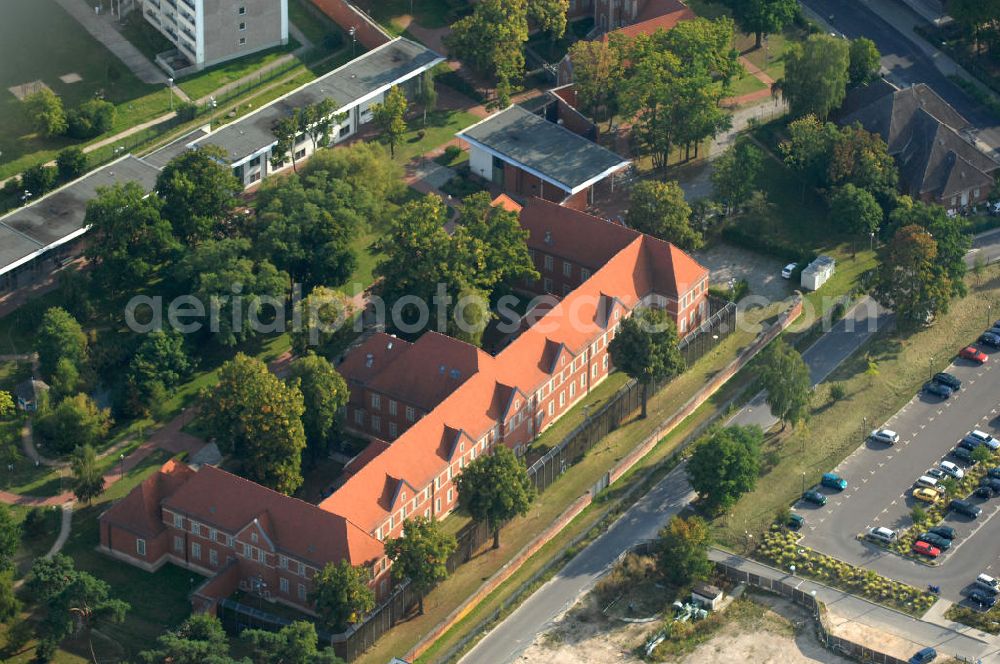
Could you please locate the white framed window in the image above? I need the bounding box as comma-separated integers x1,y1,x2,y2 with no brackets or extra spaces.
548,401,554,416
238,5,246,14
371,394,381,410
389,400,397,416
559,391,566,407
603,354,609,370
209,549,218,566
389,422,398,438
280,577,289,593
581,268,591,281
406,406,416,422
174,536,183,552
543,278,553,292
298,583,306,601
544,255,554,271
570,382,576,398
251,532,258,544
372,416,381,432
173,513,183,528
562,261,572,277
136,539,146,556
435,498,441,512
354,409,364,425
192,542,201,560
239,21,246,30
279,555,289,569
238,37,247,46
447,488,454,503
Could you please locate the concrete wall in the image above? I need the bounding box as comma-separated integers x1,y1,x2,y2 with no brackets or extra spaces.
202,0,289,68
469,146,493,182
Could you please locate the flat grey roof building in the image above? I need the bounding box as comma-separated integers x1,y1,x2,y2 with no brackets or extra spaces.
191,38,443,166
0,155,161,277
457,105,630,195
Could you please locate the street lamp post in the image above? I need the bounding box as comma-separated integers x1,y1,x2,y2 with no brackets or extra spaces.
929,357,934,381
349,27,357,58
801,471,805,495
119,453,125,480
988,302,993,329
869,231,874,253
167,77,174,112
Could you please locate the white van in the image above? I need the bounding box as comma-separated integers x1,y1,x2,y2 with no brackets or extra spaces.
915,476,943,493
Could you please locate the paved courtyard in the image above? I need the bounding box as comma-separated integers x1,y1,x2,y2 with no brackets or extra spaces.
694,242,795,303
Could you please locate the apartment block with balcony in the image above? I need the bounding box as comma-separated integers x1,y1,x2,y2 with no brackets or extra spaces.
141,0,289,77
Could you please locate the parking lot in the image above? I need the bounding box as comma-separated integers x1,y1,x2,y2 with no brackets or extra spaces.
796,344,1000,606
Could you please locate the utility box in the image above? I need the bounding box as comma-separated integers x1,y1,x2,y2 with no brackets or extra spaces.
691,582,724,611
801,255,836,291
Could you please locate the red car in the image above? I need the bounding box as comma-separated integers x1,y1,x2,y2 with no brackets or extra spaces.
959,346,988,363
912,540,941,558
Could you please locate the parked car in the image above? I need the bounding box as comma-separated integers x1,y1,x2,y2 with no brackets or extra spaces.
868,526,897,543
975,485,994,499
975,573,999,592
939,461,965,479
980,331,1000,348
916,476,943,492
959,346,988,363
950,499,983,518
980,477,1000,492
919,531,952,550
912,540,942,558
969,590,997,608
802,490,827,506
821,472,847,491
781,263,797,279
926,468,947,481
913,487,940,504
933,372,962,391
951,447,977,464
988,467,1000,479
787,513,804,529
928,525,956,540
871,428,899,445
922,381,953,399
908,647,937,664
964,430,1000,450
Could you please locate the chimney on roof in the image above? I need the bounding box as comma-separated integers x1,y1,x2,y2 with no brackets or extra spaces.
386,341,393,350
365,353,374,368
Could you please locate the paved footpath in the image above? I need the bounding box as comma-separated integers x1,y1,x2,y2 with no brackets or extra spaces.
710,549,1000,663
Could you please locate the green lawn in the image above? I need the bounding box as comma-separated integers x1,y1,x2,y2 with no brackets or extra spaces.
175,40,301,101
389,109,480,163
356,0,463,32
0,0,173,180
289,0,345,51
728,72,768,97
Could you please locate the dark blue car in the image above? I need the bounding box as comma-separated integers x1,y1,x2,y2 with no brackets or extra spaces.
908,646,936,664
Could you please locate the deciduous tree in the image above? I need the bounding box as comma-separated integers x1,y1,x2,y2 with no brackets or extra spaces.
687,426,763,514
566,39,623,125
757,338,811,429
456,445,536,549
446,0,528,107
779,34,850,119
243,621,342,663
35,394,112,456
829,183,883,238
70,444,104,504
37,307,88,379
0,391,13,420
310,560,375,632
656,515,713,586
0,504,20,571
291,287,358,356
56,147,88,182
385,516,457,614
625,180,701,250
156,145,242,244
849,37,881,85
827,123,898,196
371,86,408,158
22,88,67,137
608,307,684,418
287,352,349,466
885,197,969,299
712,138,763,215
415,70,438,126
139,614,238,664
202,353,307,494
84,182,179,295
873,224,952,327
728,0,798,49
126,330,193,415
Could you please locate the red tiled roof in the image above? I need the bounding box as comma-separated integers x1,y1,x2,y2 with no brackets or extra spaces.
322,201,709,534
519,197,638,269
491,194,523,213
338,333,411,388
342,439,391,477
100,459,195,537
602,0,695,41
163,465,383,568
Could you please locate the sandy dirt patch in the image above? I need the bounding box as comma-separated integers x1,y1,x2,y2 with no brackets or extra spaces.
517,591,853,664
59,73,83,84
8,80,53,101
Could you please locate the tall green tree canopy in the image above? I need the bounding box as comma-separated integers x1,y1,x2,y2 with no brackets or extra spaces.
139,613,240,664
22,88,67,137
202,353,307,494
566,38,624,124
243,621,343,664
756,338,811,429
687,426,763,513
385,515,457,614
829,183,883,237
84,182,179,296
885,197,969,299
874,224,953,327
446,0,528,107
626,180,701,251
779,34,850,119
827,123,898,196
156,145,242,244
36,307,88,379
287,352,349,466
70,444,105,504
126,329,193,414
727,0,798,48
849,37,881,85
712,138,763,214
310,560,376,632
455,445,536,549
35,394,112,455
608,307,684,417
656,515,713,586
371,85,408,158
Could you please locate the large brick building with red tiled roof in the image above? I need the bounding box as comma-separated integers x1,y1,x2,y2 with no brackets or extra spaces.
100,196,709,615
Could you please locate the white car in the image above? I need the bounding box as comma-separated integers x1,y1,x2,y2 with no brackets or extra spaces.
871,428,899,445
781,263,797,279
868,527,897,543
939,461,965,479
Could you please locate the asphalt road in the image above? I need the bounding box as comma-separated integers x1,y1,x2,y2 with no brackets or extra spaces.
801,0,1000,155
456,463,695,664
799,345,1000,605
729,296,892,430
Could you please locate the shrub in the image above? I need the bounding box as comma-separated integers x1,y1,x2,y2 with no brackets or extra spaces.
175,101,198,122
67,98,117,139
56,147,88,182
22,507,48,538
910,506,926,523
443,144,463,163
20,164,56,197
720,225,811,263
829,383,846,402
